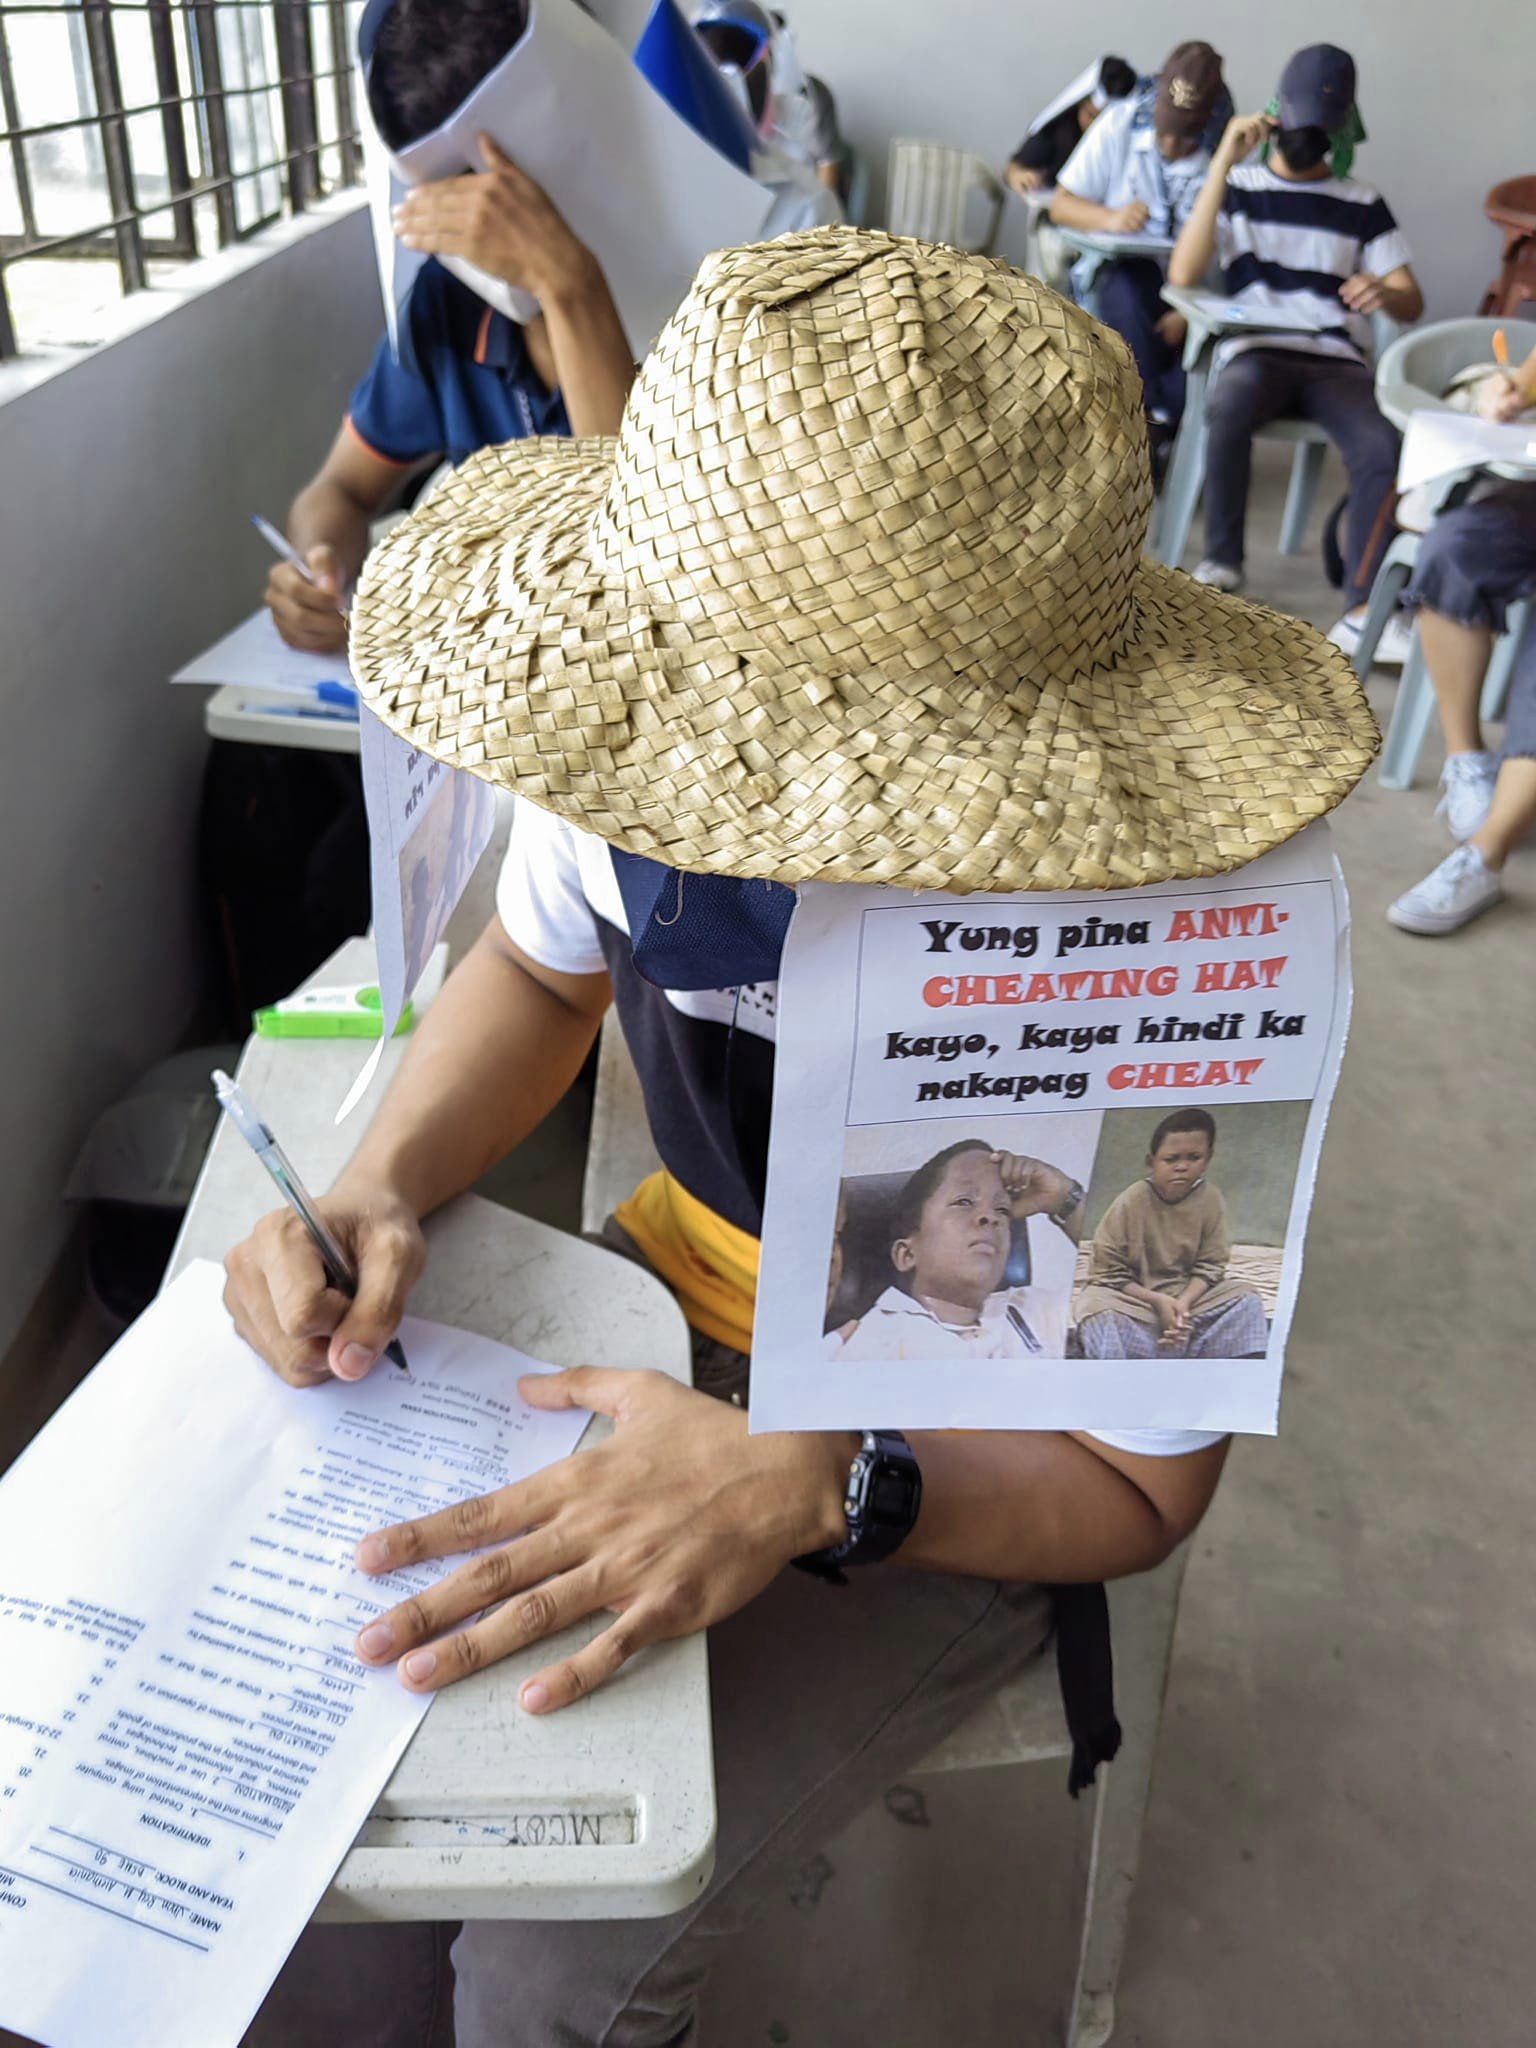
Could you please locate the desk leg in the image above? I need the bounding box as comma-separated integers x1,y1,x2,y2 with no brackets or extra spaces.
1152,363,1209,570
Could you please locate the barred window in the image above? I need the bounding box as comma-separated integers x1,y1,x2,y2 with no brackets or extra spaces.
0,0,365,358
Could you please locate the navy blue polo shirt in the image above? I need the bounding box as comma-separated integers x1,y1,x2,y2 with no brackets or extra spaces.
345,258,570,471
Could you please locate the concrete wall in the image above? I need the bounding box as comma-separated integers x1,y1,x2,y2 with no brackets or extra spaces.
0,200,381,1356
798,0,1528,318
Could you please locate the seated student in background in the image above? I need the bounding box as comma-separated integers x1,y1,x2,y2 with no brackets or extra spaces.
767,9,845,194
1167,45,1423,657
1050,41,1228,469
1005,55,1139,196
1387,405,1536,937
1076,1109,1268,1361
690,0,843,227
264,0,635,653
831,1143,1084,1361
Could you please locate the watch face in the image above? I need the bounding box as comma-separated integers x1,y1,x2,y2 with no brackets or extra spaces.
862,1464,921,1528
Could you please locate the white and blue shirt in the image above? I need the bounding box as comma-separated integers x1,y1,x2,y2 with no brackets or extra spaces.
1056,94,1211,238
1215,162,1412,364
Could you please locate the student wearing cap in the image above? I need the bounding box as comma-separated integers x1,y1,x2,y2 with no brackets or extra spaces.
1051,41,1229,465
227,229,1376,2045
263,0,636,655
1168,44,1423,650
1005,54,1139,196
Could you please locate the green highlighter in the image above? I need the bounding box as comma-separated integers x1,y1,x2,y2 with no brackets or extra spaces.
253,981,416,1040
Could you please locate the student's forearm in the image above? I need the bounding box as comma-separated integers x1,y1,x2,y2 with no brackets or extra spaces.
338,924,606,1219
1122,1280,1167,1312
1167,163,1227,286
897,1430,1228,1581
1049,187,1117,232
541,264,636,438
286,477,378,586
1176,1277,1212,1310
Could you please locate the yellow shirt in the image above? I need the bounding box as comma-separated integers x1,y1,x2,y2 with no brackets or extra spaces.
613,1169,760,1354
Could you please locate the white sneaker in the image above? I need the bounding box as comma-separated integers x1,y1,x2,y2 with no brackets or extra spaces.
1436,751,1497,842
1387,844,1504,936
1373,613,1415,668
1192,559,1244,593
1326,610,1415,667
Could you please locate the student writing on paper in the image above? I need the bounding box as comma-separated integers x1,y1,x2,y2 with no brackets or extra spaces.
831,1143,1083,1362
1168,44,1423,644
1075,1110,1269,1361
1386,471,1536,938
221,231,1382,2046
1050,41,1229,469
1005,55,1139,196
264,0,635,654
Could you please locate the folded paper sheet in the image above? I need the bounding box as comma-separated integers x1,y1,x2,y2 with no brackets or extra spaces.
0,1262,586,2048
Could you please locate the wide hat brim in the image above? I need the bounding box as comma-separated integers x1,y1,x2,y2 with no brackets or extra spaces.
351,436,1377,894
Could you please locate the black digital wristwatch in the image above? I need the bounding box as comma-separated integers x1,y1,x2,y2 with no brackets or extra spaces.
794,1430,922,1584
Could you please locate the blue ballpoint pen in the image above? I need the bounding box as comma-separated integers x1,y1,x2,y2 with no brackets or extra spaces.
211,1070,409,1373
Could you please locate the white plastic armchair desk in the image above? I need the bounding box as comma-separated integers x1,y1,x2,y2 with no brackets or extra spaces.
581,1013,1191,2048
1358,315,1536,785
1051,223,1175,323
1149,285,1383,570
168,941,715,1925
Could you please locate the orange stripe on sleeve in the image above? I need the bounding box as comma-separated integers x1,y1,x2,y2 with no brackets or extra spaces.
342,414,429,470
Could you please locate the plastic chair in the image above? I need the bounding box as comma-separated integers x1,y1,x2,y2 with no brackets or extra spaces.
1478,176,1536,318
581,1010,1193,2048
1378,598,1533,789
1152,306,1399,571
885,140,1004,253
1342,317,1536,785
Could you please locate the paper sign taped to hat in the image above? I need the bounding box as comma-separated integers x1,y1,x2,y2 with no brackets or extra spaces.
338,712,497,1121
750,822,1351,1437
365,0,774,359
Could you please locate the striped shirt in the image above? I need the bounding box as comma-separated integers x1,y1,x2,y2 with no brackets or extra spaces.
1215,163,1412,364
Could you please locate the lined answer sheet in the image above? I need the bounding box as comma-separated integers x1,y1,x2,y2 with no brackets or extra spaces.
0,1261,587,2048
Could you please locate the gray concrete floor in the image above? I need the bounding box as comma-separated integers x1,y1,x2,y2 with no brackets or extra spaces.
694,449,1536,2047
7,451,1535,2047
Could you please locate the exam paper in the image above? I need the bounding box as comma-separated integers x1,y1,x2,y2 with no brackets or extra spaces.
1397,408,1536,494
171,609,357,705
0,1261,587,2048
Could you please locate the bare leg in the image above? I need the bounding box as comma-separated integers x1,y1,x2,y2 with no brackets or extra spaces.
1418,609,1495,756
1469,758,1536,869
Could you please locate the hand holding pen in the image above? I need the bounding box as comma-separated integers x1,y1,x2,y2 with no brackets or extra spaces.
254,514,351,656
214,1072,422,1385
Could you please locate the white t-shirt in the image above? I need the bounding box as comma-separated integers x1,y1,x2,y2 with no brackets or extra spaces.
496,799,1225,1461
1056,96,1210,236
833,1284,1070,1362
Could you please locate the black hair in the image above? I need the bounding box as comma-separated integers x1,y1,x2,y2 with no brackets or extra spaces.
1099,56,1137,100
695,19,771,123
890,1140,994,1246
367,0,529,151
1275,124,1331,173
1148,1108,1216,1156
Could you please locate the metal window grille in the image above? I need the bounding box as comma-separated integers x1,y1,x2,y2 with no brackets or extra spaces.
0,0,365,358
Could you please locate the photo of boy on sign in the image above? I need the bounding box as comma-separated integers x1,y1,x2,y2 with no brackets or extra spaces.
828,1137,1087,1361
1073,1107,1271,1359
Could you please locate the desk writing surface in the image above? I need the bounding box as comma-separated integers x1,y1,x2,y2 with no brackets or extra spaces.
204,684,362,756
168,939,714,1920
1055,227,1175,261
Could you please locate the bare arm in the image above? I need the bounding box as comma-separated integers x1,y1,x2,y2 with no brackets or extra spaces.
223,917,611,1381
1050,184,1142,234
903,1430,1229,1580
1168,110,1273,289
267,426,428,651
1340,262,1423,324
393,135,635,439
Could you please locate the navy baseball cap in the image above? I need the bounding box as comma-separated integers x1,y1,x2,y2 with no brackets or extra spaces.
1278,44,1357,130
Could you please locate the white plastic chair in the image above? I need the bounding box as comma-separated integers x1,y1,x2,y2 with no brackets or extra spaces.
580,1012,1190,2048
1349,316,1536,785
1152,297,1399,570
886,140,1004,253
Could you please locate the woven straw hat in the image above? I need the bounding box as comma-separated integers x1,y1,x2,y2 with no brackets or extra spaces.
350,227,1377,892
